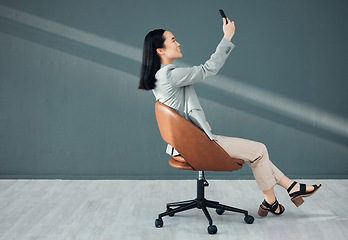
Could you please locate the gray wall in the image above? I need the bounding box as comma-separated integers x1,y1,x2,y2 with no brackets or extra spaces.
0,0,347,179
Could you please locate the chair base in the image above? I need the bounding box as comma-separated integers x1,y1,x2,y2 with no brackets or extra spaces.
155,173,254,234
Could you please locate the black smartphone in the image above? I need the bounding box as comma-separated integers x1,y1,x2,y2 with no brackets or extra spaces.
219,9,228,24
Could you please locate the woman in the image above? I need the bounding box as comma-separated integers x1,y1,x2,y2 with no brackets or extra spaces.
138,17,321,216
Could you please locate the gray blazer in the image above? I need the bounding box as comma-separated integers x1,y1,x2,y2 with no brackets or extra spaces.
153,37,235,155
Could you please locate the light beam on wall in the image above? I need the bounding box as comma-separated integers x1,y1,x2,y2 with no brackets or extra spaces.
1,5,347,140
0,5,142,62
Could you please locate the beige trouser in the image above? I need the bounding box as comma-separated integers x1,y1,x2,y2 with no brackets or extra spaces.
215,135,285,191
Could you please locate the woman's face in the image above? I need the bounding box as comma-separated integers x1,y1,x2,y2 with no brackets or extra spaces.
157,31,182,64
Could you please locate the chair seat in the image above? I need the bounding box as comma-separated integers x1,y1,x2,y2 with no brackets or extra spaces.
173,155,186,162
169,156,244,171
169,158,194,170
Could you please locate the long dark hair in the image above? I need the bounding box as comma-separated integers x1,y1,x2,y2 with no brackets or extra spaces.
138,29,166,90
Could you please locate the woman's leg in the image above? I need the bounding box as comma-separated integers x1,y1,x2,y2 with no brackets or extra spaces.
215,135,284,192
215,135,284,213
215,135,321,211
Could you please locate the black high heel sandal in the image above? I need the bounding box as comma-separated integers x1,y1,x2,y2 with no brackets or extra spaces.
287,181,322,207
258,199,285,217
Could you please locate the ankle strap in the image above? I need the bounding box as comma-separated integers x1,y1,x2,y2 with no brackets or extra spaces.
287,181,297,193
262,199,279,212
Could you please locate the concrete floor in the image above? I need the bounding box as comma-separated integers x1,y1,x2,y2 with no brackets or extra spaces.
0,179,347,240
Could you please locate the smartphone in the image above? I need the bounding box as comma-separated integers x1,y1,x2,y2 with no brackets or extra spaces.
219,9,228,24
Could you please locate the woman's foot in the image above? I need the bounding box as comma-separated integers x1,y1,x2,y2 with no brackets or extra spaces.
258,199,285,217
287,181,322,207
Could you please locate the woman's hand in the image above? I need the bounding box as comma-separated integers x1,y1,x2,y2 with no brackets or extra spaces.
222,17,235,41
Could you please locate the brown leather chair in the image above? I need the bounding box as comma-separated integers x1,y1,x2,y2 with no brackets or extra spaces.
154,101,254,234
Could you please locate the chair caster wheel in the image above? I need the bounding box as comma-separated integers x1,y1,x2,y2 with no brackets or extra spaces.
207,225,218,234
167,207,175,217
155,218,163,228
244,215,254,224
216,208,225,215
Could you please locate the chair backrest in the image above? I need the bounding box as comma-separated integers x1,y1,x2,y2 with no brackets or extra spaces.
155,101,244,171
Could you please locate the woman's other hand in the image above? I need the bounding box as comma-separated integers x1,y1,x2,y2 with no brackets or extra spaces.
223,17,235,41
